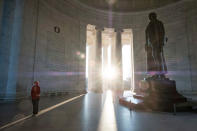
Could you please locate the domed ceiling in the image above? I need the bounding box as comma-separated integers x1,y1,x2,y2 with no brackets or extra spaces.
76,0,181,12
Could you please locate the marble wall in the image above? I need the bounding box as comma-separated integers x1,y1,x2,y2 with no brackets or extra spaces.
0,0,196,100
38,0,197,95
132,2,197,94
66,0,197,94
0,0,87,100
27,0,87,95
185,1,197,94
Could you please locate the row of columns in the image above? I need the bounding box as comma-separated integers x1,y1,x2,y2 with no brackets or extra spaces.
94,27,123,93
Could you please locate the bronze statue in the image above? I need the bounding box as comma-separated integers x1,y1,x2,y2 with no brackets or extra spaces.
145,12,167,79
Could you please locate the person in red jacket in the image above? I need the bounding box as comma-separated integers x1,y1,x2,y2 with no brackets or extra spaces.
31,81,40,115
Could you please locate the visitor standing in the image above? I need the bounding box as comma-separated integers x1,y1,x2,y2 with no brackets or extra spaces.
31,81,40,115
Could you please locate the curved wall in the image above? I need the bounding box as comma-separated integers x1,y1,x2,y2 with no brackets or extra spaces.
44,0,197,94
21,0,87,96
17,0,197,97
0,0,197,99
1,0,87,99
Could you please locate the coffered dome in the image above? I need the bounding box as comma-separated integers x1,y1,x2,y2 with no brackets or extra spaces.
76,0,181,12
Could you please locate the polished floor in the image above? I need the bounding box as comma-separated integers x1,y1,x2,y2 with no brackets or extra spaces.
0,94,78,127
1,91,197,131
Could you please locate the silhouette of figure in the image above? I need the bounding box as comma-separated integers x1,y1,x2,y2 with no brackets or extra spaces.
31,81,40,115
145,12,167,79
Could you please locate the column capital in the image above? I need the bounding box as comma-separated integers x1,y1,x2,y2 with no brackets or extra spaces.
80,22,87,28
95,26,104,31
115,28,123,33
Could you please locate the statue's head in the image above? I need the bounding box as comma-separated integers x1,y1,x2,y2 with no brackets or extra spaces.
149,12,157,21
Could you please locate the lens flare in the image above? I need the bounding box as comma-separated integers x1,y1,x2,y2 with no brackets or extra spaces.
102,66,117,80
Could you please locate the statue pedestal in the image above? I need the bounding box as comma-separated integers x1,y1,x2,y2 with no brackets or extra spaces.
119,78,190,112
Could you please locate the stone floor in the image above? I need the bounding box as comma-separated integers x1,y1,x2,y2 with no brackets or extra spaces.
1,91,197,131
0,94,78,127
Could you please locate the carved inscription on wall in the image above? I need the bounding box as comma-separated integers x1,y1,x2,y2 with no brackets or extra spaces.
46,31,65,71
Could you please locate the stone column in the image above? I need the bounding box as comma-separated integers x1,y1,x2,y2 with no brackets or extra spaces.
95,26,103,93
79,22,87,93
115,29,123,92
102,44,108,91
0,0,3,32
0,0,25,100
